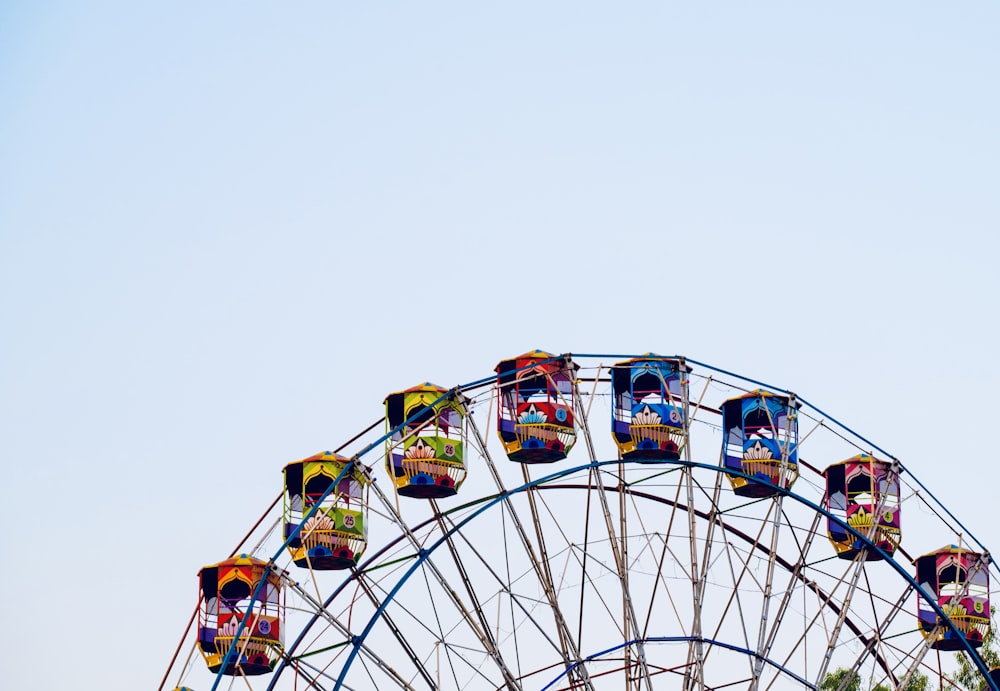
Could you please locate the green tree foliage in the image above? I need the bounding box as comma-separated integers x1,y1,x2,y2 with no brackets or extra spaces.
821,667,860,691
884,672,929,691
821,666,928,691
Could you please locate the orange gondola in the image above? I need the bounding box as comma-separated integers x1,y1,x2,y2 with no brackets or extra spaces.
197,555,284,676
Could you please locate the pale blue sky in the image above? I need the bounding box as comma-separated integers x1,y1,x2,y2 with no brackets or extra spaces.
1,3,998,689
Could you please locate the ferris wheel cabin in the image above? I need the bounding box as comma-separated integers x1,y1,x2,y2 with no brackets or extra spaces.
611,355,689,461
385,383,468,499
496,350,578,463
823,454,901,560
721,390,799,498
197,555,285,676
916,546,991,651
283,452,370,570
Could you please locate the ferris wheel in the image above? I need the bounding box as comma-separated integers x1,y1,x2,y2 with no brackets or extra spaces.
160,351,999,691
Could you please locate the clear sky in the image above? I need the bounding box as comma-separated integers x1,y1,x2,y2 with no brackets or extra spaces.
1,3,998,689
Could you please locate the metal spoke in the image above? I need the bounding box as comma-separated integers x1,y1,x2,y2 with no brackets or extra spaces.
572,376,655,691
282,577,417,690
368,479,520,689
465,412,594,690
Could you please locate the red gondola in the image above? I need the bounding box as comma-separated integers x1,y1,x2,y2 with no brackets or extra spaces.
496,350,578,463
